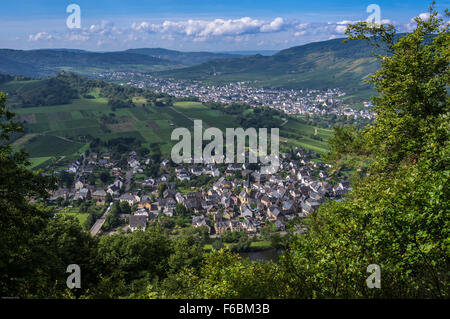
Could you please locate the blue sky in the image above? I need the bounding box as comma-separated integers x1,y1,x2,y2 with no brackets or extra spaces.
0,0,448,51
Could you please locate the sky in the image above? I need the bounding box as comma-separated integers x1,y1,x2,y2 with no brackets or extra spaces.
0,0,448,52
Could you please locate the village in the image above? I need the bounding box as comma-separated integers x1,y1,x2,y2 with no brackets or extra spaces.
97,72,375,120
48,144,352,242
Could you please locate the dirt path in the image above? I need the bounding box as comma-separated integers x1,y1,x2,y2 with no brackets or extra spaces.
11,133,37,147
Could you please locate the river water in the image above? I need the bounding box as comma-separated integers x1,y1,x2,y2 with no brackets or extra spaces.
238,248,282,262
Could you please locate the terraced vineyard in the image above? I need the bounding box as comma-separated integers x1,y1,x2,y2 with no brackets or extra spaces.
3,75,332,168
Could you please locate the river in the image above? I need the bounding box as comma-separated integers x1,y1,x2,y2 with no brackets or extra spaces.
238,248,282,262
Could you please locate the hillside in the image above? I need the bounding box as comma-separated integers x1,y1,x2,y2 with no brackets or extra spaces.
159,37,381,96
0,73,333,169
125,48,242,65
0,49,183,78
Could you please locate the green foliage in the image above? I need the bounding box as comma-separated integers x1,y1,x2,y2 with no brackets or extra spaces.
0,91,57,296
17,77,78,107
1,4,448,300
278,4,450,299
165,250,282,298
103,202,125,231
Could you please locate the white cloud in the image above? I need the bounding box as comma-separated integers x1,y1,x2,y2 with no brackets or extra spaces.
294,30,307,37
26,14,429,51
28,32,56,41
418,12,431,21
131,17,292,41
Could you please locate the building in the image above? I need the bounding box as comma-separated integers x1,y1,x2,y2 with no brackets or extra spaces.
129,215,148,232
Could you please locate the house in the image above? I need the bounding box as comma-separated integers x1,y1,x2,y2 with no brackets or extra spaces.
267,205,282,221
163,207,174,217
75,180,84,191
239,189,249,204
98,159,108,167
175,192,184,204
92,189,107,201
158,198,177,211
214,220,231,235
290,189,302,198
129,215,148,232
282,200,295,214
160,159,170,167
138,196,153,210
261,195,271,207
163,189,178,199
74,188,90,201
107,185,121,197
119,193,138,206
134,208,149,217
49,188,70,201
242,218,257,233
301,202,314,215
190,166,203,176
240,204,253,218
223,208,235,220
192,216,211,233
177,171,190,181
112,179,124,189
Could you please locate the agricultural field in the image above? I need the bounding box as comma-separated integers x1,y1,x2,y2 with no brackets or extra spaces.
10,93,332,168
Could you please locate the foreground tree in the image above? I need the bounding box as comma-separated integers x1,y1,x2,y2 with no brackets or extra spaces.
279,4,449,298
0,92,58,296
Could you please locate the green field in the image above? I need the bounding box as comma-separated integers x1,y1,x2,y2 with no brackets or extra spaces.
10,94,331,166
28,157,52,169
56,211,89,226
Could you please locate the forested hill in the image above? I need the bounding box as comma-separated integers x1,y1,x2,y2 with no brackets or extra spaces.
158,37,382,94
0,72,166,107
0,49,183,78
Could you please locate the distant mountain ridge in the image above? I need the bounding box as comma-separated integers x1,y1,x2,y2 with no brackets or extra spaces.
0,49,183,78
0,48,247,78
0,38,384,98
159,37,382,95
125,48,242,65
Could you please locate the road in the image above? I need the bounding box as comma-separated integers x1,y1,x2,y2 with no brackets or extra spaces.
89,202,113,236
125,170,133,191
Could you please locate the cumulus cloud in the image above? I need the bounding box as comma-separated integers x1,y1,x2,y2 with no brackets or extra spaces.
131,17,292,40
28,32,56,41
25,12,444,51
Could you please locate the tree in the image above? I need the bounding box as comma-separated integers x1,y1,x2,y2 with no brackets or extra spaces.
28,215,97,297
103,202,122,231
90,226,172,298
279,4,449,298
0,92,56,296
100,171,110,184
158,182,167,198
